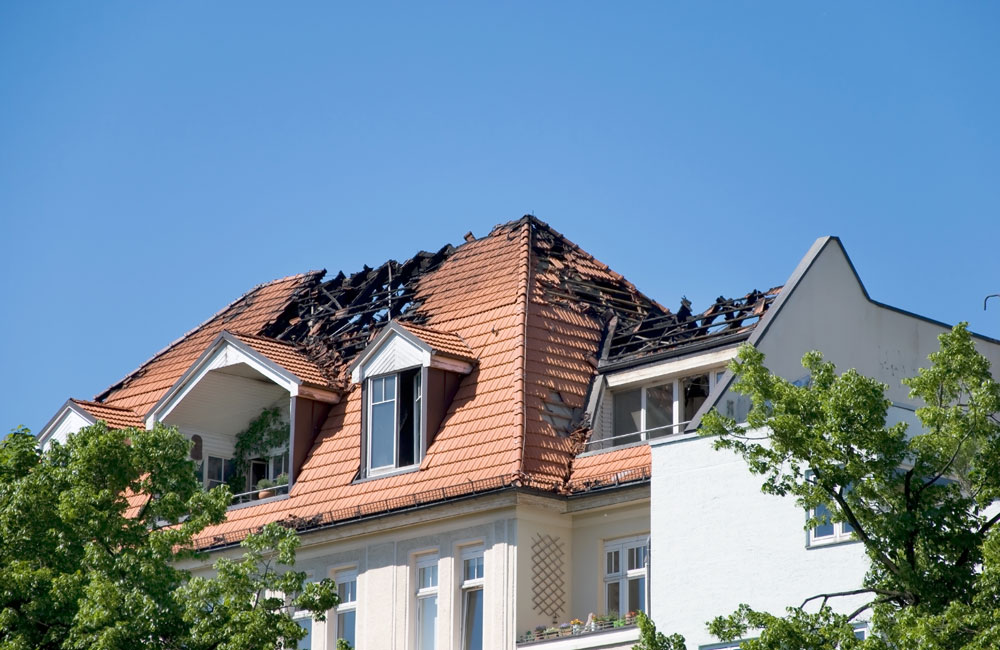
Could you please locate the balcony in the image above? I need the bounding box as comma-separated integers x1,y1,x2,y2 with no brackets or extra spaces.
517,619,640,649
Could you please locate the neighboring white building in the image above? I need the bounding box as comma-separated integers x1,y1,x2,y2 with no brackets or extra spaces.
40,222,991,650
647,236,1000,648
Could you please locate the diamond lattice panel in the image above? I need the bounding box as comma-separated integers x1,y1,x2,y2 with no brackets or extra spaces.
531,532,566,620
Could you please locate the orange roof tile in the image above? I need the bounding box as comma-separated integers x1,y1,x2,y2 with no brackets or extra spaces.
229,332,338,389
396,321,477,362
70,399,145,429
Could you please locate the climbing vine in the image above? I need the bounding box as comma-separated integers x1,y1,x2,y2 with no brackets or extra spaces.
229,407,289,493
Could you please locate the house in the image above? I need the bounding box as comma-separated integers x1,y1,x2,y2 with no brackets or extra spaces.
41,218,978,650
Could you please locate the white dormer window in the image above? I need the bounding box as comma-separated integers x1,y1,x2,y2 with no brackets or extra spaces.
367,369,423,474
350,321,475,478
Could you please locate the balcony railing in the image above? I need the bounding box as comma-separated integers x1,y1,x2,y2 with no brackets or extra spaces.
232,483,290,505
517,617,639,646
584,421,692,452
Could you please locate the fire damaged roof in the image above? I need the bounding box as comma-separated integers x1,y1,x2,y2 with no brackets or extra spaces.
59,216,776,549
600,287,782,369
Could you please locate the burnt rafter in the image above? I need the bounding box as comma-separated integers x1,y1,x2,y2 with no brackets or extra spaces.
604,287,781,365
261,245,455,377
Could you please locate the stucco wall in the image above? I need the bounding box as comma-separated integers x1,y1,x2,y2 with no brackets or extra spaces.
650,434,869,648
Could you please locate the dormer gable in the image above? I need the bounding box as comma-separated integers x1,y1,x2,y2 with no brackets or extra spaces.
349,320,475,383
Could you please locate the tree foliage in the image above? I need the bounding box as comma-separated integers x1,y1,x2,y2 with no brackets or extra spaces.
699,323,1000,649
0,422,337,650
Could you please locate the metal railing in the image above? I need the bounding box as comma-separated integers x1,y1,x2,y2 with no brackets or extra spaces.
231,483,290,505
584,420,692,451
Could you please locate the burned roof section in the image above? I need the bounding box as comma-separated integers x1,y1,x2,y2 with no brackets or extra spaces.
601,287,782,368
261,245,455,379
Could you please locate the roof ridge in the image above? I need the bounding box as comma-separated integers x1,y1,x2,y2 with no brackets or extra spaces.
515,219,531,477
93,270,326,407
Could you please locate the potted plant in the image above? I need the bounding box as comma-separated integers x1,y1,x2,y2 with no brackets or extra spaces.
558,622,572,636
274,472,289,493
533,625,546,641
570,618,583,634
256,477,277,499
544,627,559,639
625,610,638,625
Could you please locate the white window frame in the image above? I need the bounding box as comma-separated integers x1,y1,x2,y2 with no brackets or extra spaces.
608,368,725,445
808,500,855,546
365,368,424,476
460,546,485,650
332,569,357,648
415,554,439,650
603,535,648,616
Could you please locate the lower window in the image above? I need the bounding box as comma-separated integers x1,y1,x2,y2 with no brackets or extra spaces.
291,612,312,649
335,570,357,647
416,555,438,650
461,547,484,650
604,536,648,616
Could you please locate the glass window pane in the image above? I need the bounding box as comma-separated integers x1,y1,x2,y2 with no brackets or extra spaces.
295,617,312,649
682,374,710,422
462,589,483,650
645,383,674,436
338,579,356,603
372,377,383,402
606,550,620,575
606,581,620,616
419,565,438,590
338,610,356,647
370,401,395,468
613,389,642,439
843,520,854,534
418,595,437,650
384,374,395,400
813,503,835,538
208,456,222,481
628,576,646,613
464,555,483,581
627,546,647,571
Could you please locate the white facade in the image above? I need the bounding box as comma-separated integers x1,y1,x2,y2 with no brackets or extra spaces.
649,237,1000,648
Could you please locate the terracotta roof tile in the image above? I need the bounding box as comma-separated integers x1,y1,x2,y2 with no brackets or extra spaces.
229,332,338,389
396,322,477,362
70,399,145,429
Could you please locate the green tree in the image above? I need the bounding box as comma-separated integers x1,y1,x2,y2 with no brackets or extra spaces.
0,421,338,650
632,611,687,650
698,323,1000,649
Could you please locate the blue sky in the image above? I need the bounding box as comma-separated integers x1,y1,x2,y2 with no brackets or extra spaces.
1,2,998,433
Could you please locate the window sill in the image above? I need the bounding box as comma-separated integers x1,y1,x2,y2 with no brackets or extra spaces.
806,536,861,550
355,464,420,484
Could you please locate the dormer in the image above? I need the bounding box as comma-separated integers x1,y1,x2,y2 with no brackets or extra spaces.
349,321,476,478
586,344,739,452
146,331,340,504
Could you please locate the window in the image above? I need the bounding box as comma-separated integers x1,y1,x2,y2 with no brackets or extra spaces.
291,610,313,649
367,368,422,475
334,570,357,647
604,537,648,616
205,455,234,489
415,555,438,650
809,500,855,546
605,369,725,448
461,547,484,650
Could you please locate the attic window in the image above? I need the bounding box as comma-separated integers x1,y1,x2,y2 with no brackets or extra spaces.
368,369,422,474
350,321,473,479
